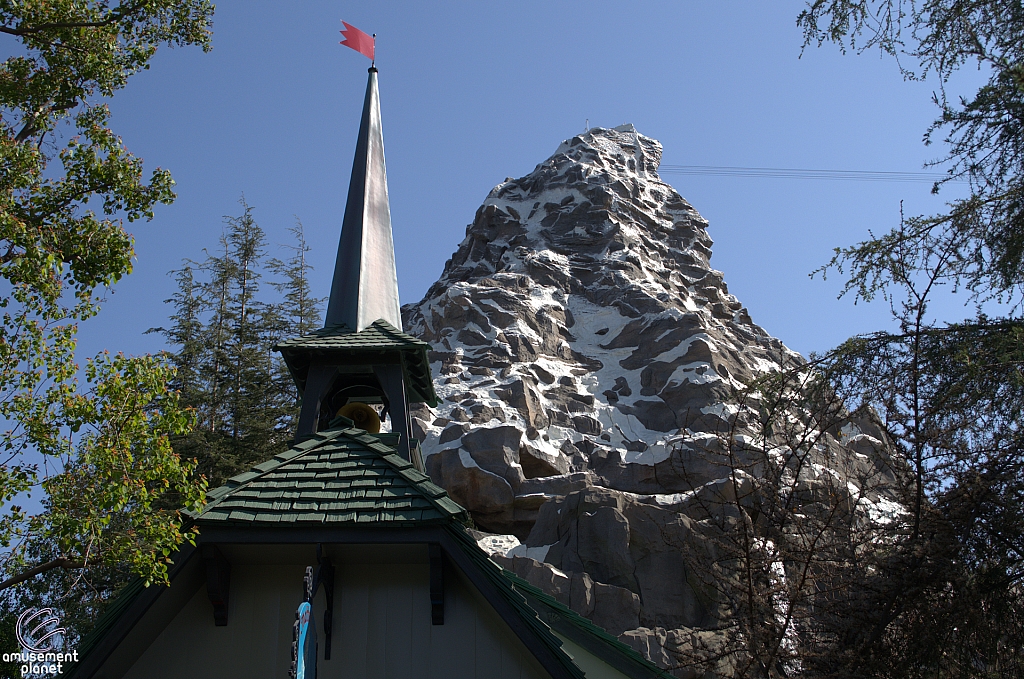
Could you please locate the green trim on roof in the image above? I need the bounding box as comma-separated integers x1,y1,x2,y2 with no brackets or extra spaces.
71,577,146,669
442,523,672,678
190,426,467,526
501,571,674,679
441,523,588,679
274,319,438,406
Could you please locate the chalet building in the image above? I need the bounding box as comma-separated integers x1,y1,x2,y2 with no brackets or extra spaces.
66,68,670,679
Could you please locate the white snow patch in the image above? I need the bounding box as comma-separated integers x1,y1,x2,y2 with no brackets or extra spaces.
477,534,521,556
859,496,908,526
458,449,481,469
507,543,554,562
701,403,740,420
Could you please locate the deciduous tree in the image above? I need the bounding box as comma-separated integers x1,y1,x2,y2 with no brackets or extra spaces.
0,0,213,596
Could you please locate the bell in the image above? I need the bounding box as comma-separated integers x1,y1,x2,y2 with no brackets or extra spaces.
336,401,382,434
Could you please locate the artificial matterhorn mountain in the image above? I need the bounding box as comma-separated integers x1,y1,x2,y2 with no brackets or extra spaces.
402,125,893,672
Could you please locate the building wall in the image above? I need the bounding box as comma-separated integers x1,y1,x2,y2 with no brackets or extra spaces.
120,546,550,679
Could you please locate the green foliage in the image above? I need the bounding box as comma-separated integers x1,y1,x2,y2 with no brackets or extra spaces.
153,205,324,489
0,609,15,679
799,0,1024,301
670,5,1024,676
3,552,129,650
0,0,213,602
1,353,205,591
775,320,1022,677
786,2,1024,676
47,353,203,583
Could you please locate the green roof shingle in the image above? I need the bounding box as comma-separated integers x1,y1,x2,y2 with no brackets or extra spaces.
190,426,467,526
273,320,437,406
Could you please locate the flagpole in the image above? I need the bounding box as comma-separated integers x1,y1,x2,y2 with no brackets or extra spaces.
371,33,376,68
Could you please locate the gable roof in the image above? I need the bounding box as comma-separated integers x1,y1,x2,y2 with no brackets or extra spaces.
274,319,437,406
439,524,587,679
69,428,669,679
439,524,672,679
190,423,466,526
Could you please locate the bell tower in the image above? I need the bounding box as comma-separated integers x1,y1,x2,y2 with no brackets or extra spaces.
275,67,436,465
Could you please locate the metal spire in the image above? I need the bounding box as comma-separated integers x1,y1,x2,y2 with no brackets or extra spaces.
325,67,402,332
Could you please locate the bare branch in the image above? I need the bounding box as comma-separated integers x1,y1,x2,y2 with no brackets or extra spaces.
0,557,86,592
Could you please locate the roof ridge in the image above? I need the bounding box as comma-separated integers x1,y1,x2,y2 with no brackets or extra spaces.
274,319,428,347
333,427,469,520
193,428,349,517
194,426,467,525
369,318,427,343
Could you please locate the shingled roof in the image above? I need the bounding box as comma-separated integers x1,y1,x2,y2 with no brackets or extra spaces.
274,319,437,406
189,422,466,526
69,426,671,679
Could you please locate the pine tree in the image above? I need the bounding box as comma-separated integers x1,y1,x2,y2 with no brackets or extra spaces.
269,219,322,338
154,201,323,488
161,265,205,416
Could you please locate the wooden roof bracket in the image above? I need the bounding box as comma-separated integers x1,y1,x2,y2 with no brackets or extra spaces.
429,543,445,625
202,545,231,626
314,544,336,660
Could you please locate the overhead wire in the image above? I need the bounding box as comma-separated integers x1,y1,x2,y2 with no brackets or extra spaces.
657,164,966,183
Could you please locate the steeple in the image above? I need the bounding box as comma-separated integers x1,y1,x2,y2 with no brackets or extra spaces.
325,67,402,332
275,67,436,465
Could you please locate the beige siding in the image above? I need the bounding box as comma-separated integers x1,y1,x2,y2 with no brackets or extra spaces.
553,633,636,679
121,547,550,679
121,564,295,679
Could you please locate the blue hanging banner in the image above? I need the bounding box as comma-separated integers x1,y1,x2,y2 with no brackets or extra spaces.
290,566,318,679
293,600,317,679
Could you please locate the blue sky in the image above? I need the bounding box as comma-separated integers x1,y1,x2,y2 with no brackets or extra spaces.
77,1,983,360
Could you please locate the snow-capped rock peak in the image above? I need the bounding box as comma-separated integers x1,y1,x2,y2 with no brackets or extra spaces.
548,123,663,181
404,125,803,536
399,127,898,672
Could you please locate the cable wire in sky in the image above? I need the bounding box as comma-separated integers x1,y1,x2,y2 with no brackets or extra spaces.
658,164,965,183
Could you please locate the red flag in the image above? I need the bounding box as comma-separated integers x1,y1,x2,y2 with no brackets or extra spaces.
340,21,375,61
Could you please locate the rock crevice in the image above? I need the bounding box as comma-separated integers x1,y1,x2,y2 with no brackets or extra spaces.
404,125,890,675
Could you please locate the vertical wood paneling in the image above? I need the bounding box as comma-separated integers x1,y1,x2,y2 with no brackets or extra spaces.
452,566,481,678
364,568,388,679
409,562,432,673
239,566,285,677
120,551,553,679
336,569,369,679
499,618,524,679
383,566,415,679
425,562,451,677
474,593,502,678
278,566,305,679
124,565,306,679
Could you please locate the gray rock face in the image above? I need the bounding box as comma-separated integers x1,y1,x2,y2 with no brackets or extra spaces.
405,124,801,528
402,125,893,675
